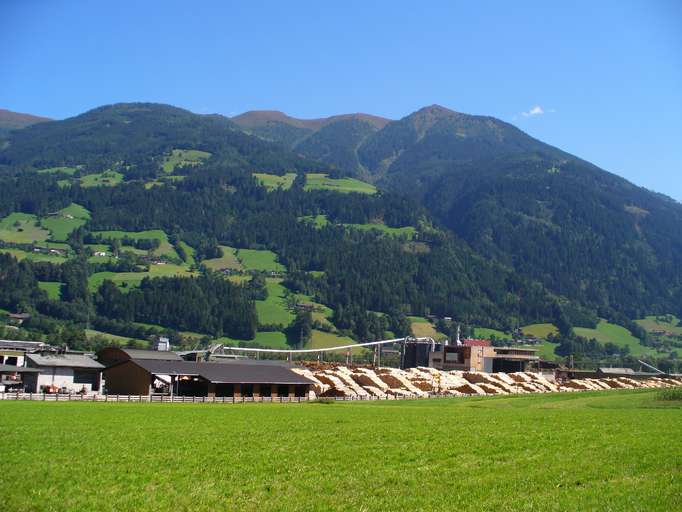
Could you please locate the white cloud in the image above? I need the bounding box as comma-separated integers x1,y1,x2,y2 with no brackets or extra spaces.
522,105,545,117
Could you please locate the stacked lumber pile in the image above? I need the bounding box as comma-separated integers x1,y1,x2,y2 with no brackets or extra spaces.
296,363,682,399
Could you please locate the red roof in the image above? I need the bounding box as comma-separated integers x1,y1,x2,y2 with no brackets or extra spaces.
463,339,491,347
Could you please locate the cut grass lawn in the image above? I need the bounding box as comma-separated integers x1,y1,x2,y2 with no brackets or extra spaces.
304,173,376,194
202,245,243,271
41,203,90,241
255,278,294,327
238,248,286,273
79,170,124,187
0,213,50,243
1,390,680,511
253,172,297,191
37,281,62,300
88,263,195,292
162,149,211,173
575,319,664,357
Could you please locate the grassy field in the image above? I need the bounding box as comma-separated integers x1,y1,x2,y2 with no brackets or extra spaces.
38,281,62,300
162,149,211,173
202,245,243,271
253,172,297,191
298,214,330,228
409,317,447,341
37,165,78,175
238,248,286,272
217,331,291,349
1,390,680,511
0,248,67,264
255,278,295,327
79,170,124,187
84,329,147,346
522,323,559,338
575,320,662,357
0,213,50,243
41,203,90,241
88,263,195,292
474,327,512,340
344,222,416,239
304,173,377,194
636,315,682,336
93,229,177,259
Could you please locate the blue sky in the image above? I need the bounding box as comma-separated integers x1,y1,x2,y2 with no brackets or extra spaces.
2,1,681,200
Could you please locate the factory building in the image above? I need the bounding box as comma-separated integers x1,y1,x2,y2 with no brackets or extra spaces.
23,353,104,393
102,358,314,398
403,339,538,373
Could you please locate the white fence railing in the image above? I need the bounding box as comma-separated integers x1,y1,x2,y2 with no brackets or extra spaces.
0,392,449,403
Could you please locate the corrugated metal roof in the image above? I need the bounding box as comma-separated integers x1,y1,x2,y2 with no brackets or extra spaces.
125,359,314,385
26,353,104,369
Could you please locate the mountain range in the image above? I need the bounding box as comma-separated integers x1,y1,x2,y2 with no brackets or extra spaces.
0,102,680,359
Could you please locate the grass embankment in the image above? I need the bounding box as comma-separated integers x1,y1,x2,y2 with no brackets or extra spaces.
0,390,679,511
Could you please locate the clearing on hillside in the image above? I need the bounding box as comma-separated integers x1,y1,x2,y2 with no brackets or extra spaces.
0,213,50,243
162,149,211,173
521,323,559,338
575,319,665,357
238,248,286,273
1,390,679,511
93,230,178,260
79,170,124,187
304,173,377,194
88,263,195,292
41,203,90,241
255,278,294,327
202,246,243,271
253,172,297,191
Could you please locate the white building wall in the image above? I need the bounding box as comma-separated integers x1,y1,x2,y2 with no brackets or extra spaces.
35,367,99,393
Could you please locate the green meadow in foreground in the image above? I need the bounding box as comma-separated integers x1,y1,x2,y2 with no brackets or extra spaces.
1,390,680,511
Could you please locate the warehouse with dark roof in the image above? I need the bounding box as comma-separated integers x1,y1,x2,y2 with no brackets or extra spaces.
102,358,314,398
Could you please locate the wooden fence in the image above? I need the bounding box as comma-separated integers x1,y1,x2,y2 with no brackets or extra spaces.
0,392,444,403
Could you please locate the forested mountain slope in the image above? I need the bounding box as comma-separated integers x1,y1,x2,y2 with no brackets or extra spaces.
0,102,679,364
234,104,682,320
0,108,50,136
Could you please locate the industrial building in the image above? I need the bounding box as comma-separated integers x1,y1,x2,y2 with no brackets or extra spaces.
23,353,104,393
403,339,538,373
102,358,314,398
